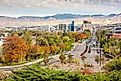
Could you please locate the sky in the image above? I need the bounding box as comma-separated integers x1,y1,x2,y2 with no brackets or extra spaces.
0,0,121,17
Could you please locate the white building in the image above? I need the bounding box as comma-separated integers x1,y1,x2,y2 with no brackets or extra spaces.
0,33,9,46
37,25,56,32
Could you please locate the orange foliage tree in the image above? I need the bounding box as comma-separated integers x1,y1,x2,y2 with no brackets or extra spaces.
79,33,87,39
2,35,28,64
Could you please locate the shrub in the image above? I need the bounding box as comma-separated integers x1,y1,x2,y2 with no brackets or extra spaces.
104,58,121,71
6,64,121,81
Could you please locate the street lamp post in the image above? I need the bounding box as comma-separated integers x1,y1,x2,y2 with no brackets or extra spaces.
99,27,102,66
99,43,101,66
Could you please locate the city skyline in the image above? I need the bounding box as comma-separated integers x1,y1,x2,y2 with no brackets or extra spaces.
0,0,121,17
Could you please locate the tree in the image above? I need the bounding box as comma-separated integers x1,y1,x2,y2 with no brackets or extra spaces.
28,45,40,60
80,33,87,39
59,53,66,64
50,44,57,55
104,57,121,71
71,32,81,42
36,36,49,46
48,37,55,45
62,36,73,51
22,31,32,45
59,43,66,52
2,35,28,64
83,29,91,38
68,53,73,63
42,46,51,65
22,31,33,61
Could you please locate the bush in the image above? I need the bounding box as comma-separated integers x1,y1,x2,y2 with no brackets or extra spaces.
104,58,121,71
6,64,121,81
6,64,81,81
108,70,121,81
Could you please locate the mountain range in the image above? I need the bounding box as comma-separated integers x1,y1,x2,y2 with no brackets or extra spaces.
0,13,121,27
0,13,120,20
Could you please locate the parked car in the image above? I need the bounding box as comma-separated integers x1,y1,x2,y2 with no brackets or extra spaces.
88,49,91,53
96,49,100,53
88,47,91,53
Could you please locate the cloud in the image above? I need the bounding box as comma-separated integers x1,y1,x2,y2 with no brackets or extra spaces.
0,0,121,7
0,0,121,17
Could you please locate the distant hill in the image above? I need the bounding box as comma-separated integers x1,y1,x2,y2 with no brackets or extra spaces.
0,13,120,20
17,14,106,19
0,13,121,27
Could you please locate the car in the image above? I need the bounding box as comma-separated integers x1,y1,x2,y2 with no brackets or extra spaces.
88,47,91,53
88,49,91,53
97,49,100,53
92,44,95,47
90,45,93,47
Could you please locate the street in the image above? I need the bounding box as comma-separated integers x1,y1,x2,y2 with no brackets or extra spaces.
71,44,86,58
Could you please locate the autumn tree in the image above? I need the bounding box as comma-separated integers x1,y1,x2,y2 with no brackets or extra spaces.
2,35,28,64
22,31,33,61
39,46,51,65
83,29,91,38
28,45,40,60
80,33,87,39
72,32,81,42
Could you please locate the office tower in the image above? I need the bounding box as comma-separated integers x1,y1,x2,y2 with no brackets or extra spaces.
69,20,75,32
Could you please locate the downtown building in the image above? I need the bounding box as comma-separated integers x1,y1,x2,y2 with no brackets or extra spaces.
112,27,121,38
105,23,121,39
58,24,68,32
68,20,76,32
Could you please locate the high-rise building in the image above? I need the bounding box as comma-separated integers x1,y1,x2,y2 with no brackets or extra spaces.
69,20,75,32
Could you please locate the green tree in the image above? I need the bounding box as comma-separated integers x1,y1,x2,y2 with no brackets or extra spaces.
105,57,121,71
36,36,49,46
22,31,32,45
68,53,73,63
59,53,66,64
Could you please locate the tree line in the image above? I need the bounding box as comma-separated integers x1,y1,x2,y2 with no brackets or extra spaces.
0,30,91,65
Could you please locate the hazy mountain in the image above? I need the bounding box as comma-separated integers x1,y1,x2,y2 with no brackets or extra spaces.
0,13,121,27
17,14,90,20
0,13,120,20
17,13,121,19
18,14,105,19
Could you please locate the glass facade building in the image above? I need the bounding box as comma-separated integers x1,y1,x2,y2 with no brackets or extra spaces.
69,20,75,32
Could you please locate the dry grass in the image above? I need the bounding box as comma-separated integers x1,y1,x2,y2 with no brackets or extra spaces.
0,70,12,81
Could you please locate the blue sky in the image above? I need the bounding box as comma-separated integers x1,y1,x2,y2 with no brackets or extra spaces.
0,0,121,17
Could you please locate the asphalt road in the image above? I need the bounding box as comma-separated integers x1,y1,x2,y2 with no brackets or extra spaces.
71,44,86,58
83,36,106,72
